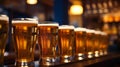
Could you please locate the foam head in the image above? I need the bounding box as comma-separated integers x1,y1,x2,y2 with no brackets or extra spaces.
59,25,74,29
86,29,95,33
0,15,9,21
94,30,102,34
38,23,59,26
12,18,38,24
74,27,87,32
101,32,107,36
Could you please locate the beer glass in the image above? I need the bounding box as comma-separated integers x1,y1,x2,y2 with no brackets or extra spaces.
86,29,94,58
99,32,104,56
0,15,9,65
59,25,74,62
104,33,108,55
74,27,86,60
94,31,101,57
38,23,60,65
101,32,108,55
12,18,38,66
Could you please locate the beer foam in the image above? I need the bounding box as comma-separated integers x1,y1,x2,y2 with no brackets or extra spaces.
0,15,9,21
38,23,59,26
101,32,107,35
59,25,74,29
86,29,95,33
12,18,38,24
74,27,87,32
94,31,101,34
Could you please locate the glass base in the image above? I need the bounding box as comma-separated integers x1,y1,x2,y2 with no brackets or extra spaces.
40,57,60,66
60,55,73,63
77,56,84,60
94,51,100,57
75,53,84,60
15,61,34,66
86,52,94,59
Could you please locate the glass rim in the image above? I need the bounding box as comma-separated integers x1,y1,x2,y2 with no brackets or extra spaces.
0,14,9,21
12,18,38,24
59,25,74,29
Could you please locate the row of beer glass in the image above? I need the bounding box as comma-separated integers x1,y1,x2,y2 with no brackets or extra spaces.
0,15,108,66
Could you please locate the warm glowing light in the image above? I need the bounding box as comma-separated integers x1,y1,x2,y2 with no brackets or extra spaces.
88,52,93,58
95,53,99,57
46,62,51,66
100,51,103,56
46,58,50,62
27,0,37,5
70,5,83,15
19,59,28,66
78,53,83,56
78,57,83,60
88,55,93,58
114,16,120,22
103,15,109,23
104,51,108,55
21,59,27,62
95,51,99,57
64,59,70,63
95,51,99,54
64,55,69,58
23,26,27,30
103,23,110,34
88,52,93,55
108,15,113,22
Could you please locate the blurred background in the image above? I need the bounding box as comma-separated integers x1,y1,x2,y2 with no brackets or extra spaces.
0,0,120,54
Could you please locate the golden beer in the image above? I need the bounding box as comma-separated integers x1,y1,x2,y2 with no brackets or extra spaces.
38,23,59,65
58,25,74,62
94,31,101,57
0,15,9,65
74,27,86,60
86,29,94,58
101,32,108,55
12,18,38,66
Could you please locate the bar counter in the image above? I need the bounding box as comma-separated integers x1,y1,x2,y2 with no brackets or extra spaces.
4,52,120,67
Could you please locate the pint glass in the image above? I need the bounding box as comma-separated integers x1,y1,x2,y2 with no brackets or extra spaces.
94,31,101,57
38,23,60,65
74,27,86,60
101,32,108,55
86,29,94,58
12,18,38,66
0,15,9,65
59,25,74,62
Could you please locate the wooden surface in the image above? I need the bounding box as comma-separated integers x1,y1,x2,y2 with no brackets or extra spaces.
3,52,120,67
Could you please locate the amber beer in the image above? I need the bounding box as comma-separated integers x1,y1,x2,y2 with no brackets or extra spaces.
74,27,86,60
12,18,38,66
59,25,74,62
94,31,101,57
101,32,108,55
104,33,108,55
86,29,94,58
0,15,9,65
38,23,59,65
